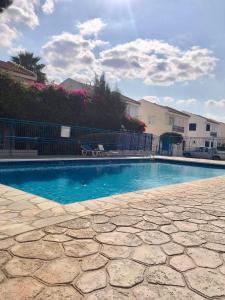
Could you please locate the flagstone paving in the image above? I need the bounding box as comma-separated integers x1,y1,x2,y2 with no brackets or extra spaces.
0,175,225,298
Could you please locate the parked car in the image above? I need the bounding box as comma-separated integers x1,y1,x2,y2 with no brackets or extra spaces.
183,147,225,160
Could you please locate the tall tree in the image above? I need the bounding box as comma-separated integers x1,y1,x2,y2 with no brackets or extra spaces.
89,73,126,129
0,0,13,13
11,51,47,83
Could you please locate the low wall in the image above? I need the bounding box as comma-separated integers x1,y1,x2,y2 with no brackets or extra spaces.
0,150,38,157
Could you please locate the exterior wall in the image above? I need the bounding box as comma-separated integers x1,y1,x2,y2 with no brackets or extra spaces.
139,100,188,136
166,112,189,136
139,100,189,156
139,100,169,136
0,69,37,86
61,79,88,91
12,75,36,86
185,114,219,149
218,123,225,138
187,114,218,138
61,79,93,94
125,102,139,119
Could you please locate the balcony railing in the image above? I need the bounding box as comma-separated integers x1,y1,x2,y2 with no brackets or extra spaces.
172,125,184,133
210,132,217,137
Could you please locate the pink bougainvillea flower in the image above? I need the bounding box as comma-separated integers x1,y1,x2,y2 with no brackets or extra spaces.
68,88,88,98
68,88,88,108
125,114,132,120
56,85,66,92
31,84,88,103
31,82,47,90
31,82,67,91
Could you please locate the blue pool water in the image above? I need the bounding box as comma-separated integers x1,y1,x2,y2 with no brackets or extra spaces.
0,160,224,204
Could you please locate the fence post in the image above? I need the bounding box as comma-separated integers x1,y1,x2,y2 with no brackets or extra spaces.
9,122,14,157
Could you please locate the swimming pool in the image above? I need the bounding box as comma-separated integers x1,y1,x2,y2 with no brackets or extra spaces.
0,159,224,204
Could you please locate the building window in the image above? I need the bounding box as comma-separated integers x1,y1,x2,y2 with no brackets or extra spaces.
205,141,210,147
211,141,214,148
148,116,155,125
189,123,197,131
168,116,175,126
126,106,131,116
126,105,138,118
206,124,210,131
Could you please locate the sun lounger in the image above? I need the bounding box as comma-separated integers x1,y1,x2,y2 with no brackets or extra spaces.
81,144,95,156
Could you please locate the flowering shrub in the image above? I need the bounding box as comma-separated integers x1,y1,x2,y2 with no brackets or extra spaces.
68,88,88,98
53,84,65,92
0,73,145,132
137,120,146,131
31,83,87,98
123,116,146,133
31,82,47,90
31,82,63,90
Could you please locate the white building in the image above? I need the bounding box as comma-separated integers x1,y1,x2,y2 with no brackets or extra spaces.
139,100,189,136
0,60,37,86
120,95,140,119
139,100,189,154
185,113,220,149
60,78,93,94
215,122,225,150
218,122,225,138
60,78,140,119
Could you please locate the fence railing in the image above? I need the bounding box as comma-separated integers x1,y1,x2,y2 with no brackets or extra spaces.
0,118,152,157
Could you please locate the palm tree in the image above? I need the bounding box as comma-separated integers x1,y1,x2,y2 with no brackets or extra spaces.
0,0,13,13
11,51,47,83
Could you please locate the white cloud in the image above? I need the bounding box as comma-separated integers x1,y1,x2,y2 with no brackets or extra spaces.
42,32,104,82
142,96,197,107
77,18,106,37
163,96,174,104
42,18,111,82
144,96,197,108
3,0,39,28
41,21,217,86
177,98,197,105
0,23,20,48
203,99,225,123
7,46,26,55
100,39,217,86
0,0,40,49
42,0,55,15
205,113,225,123
143,96,160,104
205,99,225,108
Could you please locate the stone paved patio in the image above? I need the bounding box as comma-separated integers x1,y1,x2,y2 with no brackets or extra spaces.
0,163,225,298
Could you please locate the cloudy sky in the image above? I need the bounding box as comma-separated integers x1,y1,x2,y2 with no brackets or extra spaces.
1,0,225,122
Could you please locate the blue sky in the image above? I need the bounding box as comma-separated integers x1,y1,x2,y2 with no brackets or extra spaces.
1,0,225,121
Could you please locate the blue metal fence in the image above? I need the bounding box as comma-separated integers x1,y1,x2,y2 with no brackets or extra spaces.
0,118,152,157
